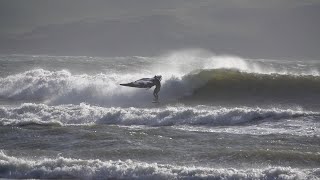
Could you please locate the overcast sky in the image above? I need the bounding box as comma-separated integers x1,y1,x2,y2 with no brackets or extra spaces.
1,0,320,59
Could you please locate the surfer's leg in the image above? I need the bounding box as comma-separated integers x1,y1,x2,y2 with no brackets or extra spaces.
153,88,159,101
153,91,158,101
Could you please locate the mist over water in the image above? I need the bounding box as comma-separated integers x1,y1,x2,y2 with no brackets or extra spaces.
1,51,320,179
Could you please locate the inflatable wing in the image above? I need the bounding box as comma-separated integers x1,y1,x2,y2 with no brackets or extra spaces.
120,78,154,88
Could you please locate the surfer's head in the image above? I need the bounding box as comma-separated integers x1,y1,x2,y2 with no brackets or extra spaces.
154,75,162,81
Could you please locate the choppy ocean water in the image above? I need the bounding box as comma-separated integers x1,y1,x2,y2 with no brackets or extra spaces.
0,51,320,179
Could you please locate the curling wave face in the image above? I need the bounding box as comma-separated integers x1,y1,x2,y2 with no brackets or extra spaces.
180,69,320,106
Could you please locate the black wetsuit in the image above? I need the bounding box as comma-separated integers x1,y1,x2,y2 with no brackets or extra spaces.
152,78,161,101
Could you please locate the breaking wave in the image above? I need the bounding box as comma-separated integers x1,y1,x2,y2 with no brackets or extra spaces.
1,68,320,106
1,52,320,106
0,103,317,126
0,151,319,179
0,69,155,106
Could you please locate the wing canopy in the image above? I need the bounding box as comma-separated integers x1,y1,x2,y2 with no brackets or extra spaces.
120,78,154,88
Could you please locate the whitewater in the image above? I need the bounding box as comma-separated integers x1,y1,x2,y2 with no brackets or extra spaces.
0,50,320,179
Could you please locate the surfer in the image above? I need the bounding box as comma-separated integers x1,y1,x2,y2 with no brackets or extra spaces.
120,75,162,102
152,75,162,102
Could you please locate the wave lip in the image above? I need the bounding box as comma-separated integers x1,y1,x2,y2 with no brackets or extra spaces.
0,103,317,127
0,151,319,179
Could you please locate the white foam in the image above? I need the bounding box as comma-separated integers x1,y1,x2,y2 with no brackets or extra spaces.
0,103,317,127
0,151,318,179
0,69,158,106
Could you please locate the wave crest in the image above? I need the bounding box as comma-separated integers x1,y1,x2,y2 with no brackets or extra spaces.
0,69,71,101
0,151,318,179
180,69,320,106
0,103,317,126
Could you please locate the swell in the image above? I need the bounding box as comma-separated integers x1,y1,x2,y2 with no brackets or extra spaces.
0,151,319,179
0,103,317,126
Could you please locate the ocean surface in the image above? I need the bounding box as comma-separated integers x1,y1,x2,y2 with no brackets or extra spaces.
0,51,320,179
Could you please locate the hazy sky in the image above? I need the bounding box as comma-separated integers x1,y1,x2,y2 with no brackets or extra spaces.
1,0,320,59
